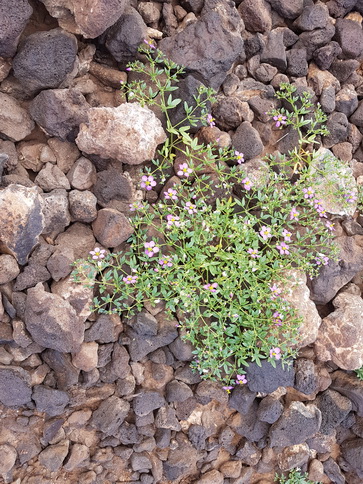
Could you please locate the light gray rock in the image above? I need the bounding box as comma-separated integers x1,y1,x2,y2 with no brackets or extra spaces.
0,92,35,141
0,185,44,265
76,103,166,165
0,444,17,474
41,189,71,237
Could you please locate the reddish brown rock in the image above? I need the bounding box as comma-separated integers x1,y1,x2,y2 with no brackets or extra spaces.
92,208,134,248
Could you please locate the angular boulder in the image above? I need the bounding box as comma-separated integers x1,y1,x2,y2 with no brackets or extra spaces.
0,0,33,57
76,103,166,164
0,93,35,142
0,185,44,265
0,366,32,407
24,282,84,353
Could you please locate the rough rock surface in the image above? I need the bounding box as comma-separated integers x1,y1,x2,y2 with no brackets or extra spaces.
0,92,35,141
0,0,33,57
76,103,166,164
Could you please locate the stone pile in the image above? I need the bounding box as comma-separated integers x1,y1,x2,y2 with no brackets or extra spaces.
0,0,363,483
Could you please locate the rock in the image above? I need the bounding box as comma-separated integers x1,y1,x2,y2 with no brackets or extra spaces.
0,0,33,57
105,6,148,63
236,439,262,466
41,189,71,237
219,460,242,478
158,0,244,90
245,359,295,394
76,103,166,165
13,29,78,93
42,349,79,390
269,401,322,447
32,385,70,416
315,389,352,435
0,92,35,141
350,99,363,127
25,282,84,353
163,432,199,481
331,58,360,84
38,440,69,472
0,185,44,265
229,399,270,442
238,0,272,33
48,138,80,174
90,396,130,436
229,384,257,415
69,190,97,223
232,122,264,161
168,334,194,361
166,380,193,403
277,443,310,472
14,264,50,291
40,0,128,38
0,365,32,406
35,163,71,191
55,222,95,260
286,48,308,77
314,287,363,370
341,438,363,479
331,371,363,417
257,396,284,424
133,391,166,417
196,469,224,484
72,342,98,372
313,41,342,71
92,208,134,248
67,157,96,190
294,2,330,31
155,406,181,431
30,89,89,142
307,148,356,216
93,168,133,207
0,444,17,474
334,18,363,59
335,85,358,117
307,63,340,97
213,97,247,130
266,0,303,19
294,359,319,396
261,29,287,71
0,254,20,284
63,443,89,471
84,313,122,344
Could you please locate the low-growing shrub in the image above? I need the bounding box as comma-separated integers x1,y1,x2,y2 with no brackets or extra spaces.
73,42,349,388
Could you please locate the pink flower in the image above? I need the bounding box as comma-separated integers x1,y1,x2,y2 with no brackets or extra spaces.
270,347,281,360
129,201,144,211
242,177,253,191
289,207,299,221
158,256,173,267
282,229,292,242
315,253,329,266
235,151,244,164
269,284,282,299
90,247,106,260
276,241,290,255
236,374,247,385
203,282,218,293
144,241,159,257
273,312,283,326
206,114,216,127
140,175,156,191
247,248,260,258
143,38,156,49
345,191,357,203
177,163,193,178
166,214,181,227
185,202,197,214
273,114,287,128
223,386,234,393
302,186,315,199
123,275,138,284
260,226,272,240
325,221,335,232
164,188,178,200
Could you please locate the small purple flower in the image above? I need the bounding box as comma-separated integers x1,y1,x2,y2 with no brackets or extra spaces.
126,67,132,71
289,207,299,221
144,241,159,258
242,177,253,191
185,201,197,214
235,151,245,164
236,374,247,385
273,312,283,326
123,275,138,284
269,284,282,299
345,191,357,203
140,175,156,191
316,206,327,218
90,247,106,260
206,114,216,127
270,347,281,360
325,221,335,232
222,386,234,393
247,248,260,258
260,225,272,240
273,114,287,128
177,163,193,178
315,253,329,266
164,188,178,200
302,186,315,199
129,201,144,211
276,241,290,255
158,256,173,267
166,214,181,228
282,229,292,242
143,38,156,49
314,198,323,209
203,282,218,293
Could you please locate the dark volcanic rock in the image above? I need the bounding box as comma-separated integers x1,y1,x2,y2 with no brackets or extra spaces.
133,391,166,417
341,438,363,479
13,29,78,93
32,385,70,417
232,121,264,161
90,396,130,436
0,0,33,57
330,371,363,417
0,366,32,407
158,0,244,90
245,359,295,393
334,18,363,59
315,389,352,435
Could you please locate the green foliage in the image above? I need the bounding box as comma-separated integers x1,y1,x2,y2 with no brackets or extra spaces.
72,43,340,388
275,468,321,484
355,366,363,380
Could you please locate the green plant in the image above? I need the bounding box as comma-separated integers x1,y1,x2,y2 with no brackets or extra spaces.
355,366,363,380
72,42,341,388
275,468,321,484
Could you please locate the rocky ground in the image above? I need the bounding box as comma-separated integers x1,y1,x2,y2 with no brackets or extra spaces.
1,0,363,483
